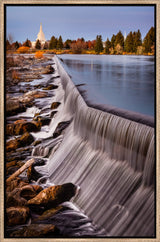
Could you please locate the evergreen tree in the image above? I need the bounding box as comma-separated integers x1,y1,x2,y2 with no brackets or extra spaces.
64,39,72,49
57,35,63,49
143,27,155,53
95,35,103,54
133,29,142,52
6,39,11,50
49,36,58,49
124,32,134,53
15,41,19,49
111,34,116,48
105,38,111,54
35,39,41,49
115,31,124,48
43,41,49,50
23,38,31,47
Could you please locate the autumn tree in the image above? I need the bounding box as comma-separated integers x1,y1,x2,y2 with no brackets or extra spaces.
105,38,111,54
95,35,103,54
14,41,20,49
143,27,155,53
35,39,41,49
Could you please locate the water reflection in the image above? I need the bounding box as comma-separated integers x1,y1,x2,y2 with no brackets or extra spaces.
61,55,154,116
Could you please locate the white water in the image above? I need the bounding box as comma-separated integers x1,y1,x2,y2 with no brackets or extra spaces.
34,56,155,237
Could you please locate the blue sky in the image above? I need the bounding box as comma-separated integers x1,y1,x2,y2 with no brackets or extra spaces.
6,6,154,43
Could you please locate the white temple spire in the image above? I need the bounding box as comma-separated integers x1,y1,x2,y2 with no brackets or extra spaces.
37,23,46,42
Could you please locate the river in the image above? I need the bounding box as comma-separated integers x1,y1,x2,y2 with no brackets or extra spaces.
59,54,154,117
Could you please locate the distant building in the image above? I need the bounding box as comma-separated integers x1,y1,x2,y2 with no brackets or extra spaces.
32,23,47,48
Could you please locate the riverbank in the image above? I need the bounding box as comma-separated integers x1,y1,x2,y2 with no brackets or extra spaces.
7,49,154,56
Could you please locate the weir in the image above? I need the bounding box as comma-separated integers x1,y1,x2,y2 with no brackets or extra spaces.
35,55,155,237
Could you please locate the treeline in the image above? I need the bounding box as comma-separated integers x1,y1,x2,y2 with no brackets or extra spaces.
6,27,155,55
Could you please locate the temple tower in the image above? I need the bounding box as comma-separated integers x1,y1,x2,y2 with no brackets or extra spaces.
37,23,46,42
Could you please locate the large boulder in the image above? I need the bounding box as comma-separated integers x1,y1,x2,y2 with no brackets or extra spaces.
42,65,54,74
6,206,30,226
6,132,34,152
6,177,28,192
6,99,26,116
10,224,57,237
6,184,43,207
53,121,71,138
51,102,61,109
27,183,77,209
6,120,41,136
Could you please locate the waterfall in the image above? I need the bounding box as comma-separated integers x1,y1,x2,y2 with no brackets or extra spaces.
35,55,155,237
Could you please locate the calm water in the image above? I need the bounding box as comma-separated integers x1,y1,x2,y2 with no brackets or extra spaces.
60,54,154,117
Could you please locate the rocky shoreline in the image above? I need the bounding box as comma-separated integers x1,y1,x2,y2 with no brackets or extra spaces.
5,54,104,238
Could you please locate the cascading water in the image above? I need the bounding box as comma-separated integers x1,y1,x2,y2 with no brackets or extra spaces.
35,55,155,237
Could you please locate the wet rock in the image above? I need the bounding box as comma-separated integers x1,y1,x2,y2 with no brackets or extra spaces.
6,206,30,226
42,65,54,74
6,139,20,152
34,116,51,126
18,132,34,146
6,147,32,163
32,139,42,146
27,165,42,182
11,120,41,135
33,206,63,223
53,121,71,138
6,188,28,207
6,177,28,192
27,158,47,182
6,184,43,207
6,160,25,176
10,224,57,237
6,99,26,116
51,102,61,109
20,184,43,200
50,110,57,118
43,84,58,90
27,183,77,209
6,132,34,152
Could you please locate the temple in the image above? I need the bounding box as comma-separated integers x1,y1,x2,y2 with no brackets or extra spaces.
37,23,46,43
32,23,46,48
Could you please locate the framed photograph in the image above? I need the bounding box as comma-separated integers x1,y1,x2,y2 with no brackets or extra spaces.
0,1,159,241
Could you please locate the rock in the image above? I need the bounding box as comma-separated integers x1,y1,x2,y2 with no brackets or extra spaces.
6,139,20,152
6,206,30,226
33,206,63,222
6,99,26,116
12,120,41,135
27,158,47,181
27,183,77,209
18,132,34,146
42,65,54,74
6,160,25,176
20,184,43,200
10,224,57,237
34,116,51,126
51,102,61,110
53,121,71,138
43,84,58,90
6,188,27,207
6,184,43,207
6,132,34,152
6,177,28,192
27,165,42,182
50,111,57,118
